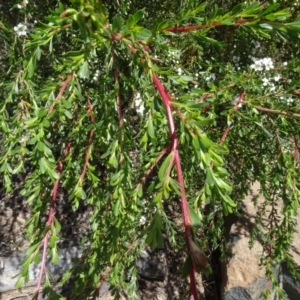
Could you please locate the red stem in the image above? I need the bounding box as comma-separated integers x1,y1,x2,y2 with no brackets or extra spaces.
34,141,72,298
152,73,199,300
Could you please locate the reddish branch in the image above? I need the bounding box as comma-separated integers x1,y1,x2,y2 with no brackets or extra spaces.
34,141,72,298
48,71,75,113
153,74,176,143
80,98,95,182
152,73,199,300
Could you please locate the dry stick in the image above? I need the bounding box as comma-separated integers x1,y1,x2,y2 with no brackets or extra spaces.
34,142,72,299
165,18,257,33
152,73,199,300
80,98,95,182
254,105,300,120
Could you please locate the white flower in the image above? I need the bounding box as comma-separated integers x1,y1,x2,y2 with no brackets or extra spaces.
274,74,281,82
262,78,269,86
14,23,27,36
17,4,22,9
232,95,243,108
134,92,145,116
269,83,276,92
283,62,288,66
205,73,216,82
250,57,274,71
250,59,263,71
177,68,183,75
139,216,147,225
262,57,274,71
287,97,294,104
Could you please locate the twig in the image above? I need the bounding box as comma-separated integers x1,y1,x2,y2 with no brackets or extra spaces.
48,71,75,114
220,90,245,144
254,105,300,119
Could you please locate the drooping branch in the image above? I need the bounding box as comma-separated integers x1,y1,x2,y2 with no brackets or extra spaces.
152,73,199,300
34,141,72,298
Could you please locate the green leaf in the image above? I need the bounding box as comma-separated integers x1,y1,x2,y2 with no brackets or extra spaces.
15,277,25,289
259,23,273,30
232,3,243,16
147,118,155,138
51,248,60,264
206,168,215,186
259,3,280,17
214,177,232,192
75,13,88,39
135,28,152,40
188,204,202,227
39,157,46,174
37,141,44,152
180,75,193,82
158,152,173,182
200,134,213,149
182,255,192,278
79,61,90,79
153,192,163,204
134,10,143,23
219,192,236,207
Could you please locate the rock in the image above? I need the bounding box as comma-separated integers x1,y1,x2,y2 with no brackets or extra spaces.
222,182,300,300
136,249,168,280
0,244,169,299
0,246,82,293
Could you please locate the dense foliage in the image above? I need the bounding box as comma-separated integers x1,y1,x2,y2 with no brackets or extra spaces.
1,0,300,299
